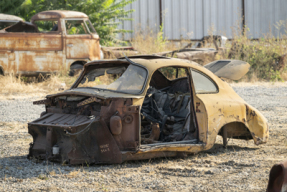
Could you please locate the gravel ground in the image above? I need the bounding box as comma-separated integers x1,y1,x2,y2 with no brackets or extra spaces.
0,84,287,191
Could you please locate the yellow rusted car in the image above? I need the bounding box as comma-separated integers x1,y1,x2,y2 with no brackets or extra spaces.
28,56,268,165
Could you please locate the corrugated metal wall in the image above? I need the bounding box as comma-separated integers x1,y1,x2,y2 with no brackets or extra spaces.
245,0,287,38
162,0,242,40
117,0,287,40
117,0,160,40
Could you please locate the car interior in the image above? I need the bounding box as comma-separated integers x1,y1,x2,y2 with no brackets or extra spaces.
140,66,198,144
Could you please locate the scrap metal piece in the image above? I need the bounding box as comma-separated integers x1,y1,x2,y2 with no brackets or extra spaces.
204,60,250,80
77,97,100,107
267,160,287,192
33,99,51,105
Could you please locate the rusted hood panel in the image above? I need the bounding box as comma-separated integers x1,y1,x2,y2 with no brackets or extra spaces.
46,88,144,99
204,60,250,80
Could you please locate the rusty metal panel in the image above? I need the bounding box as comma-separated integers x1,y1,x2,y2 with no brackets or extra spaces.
65,35,92,59
0,14,23,21
18,51,64,72
245,0,287,38
31,10,88,21
0,34,63,51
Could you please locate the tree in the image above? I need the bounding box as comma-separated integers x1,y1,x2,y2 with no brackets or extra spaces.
1,0,134,45
0,0,25,16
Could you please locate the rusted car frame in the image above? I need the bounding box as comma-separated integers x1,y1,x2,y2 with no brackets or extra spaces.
0,14,24,30
28,56,268,165
0,11,101,76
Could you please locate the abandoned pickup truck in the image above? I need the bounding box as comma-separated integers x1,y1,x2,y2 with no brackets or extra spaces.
0,10,101,76
28,56,268,165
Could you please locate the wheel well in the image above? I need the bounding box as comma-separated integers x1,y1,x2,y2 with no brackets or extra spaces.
0,66,4,75
69,61,86,76
218,122,253,140
71,61,86,67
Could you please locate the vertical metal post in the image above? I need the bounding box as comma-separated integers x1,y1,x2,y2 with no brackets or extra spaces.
242,0,245,35
159,0,162,27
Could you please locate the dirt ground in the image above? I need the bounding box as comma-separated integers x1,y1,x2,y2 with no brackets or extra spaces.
0,83,286,191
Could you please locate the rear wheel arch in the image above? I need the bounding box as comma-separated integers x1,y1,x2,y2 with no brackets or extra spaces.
218,122,253,146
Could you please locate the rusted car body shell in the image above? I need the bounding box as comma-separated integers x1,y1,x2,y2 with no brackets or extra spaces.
267,160,287,192
28,57,268,164
0,11,100,76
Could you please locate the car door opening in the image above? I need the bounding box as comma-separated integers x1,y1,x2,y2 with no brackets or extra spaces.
140,67,198,145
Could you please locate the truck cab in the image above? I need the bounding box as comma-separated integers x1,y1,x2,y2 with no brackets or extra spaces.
0,10,101,76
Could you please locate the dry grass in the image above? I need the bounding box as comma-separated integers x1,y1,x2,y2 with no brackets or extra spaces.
130,28,177,55
0,70,79,99
0,68,120,99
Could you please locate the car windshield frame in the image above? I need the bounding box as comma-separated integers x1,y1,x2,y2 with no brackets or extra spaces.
72,62,149,95
64,18,97,35
33,19,59,32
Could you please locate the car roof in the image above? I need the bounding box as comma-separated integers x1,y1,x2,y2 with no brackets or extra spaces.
85,55,217,80
123,56,203,71
31,10,88,21
0,14,23,21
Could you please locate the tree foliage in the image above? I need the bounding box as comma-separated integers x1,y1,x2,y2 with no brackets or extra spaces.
0,0,24,16
1,0,134,45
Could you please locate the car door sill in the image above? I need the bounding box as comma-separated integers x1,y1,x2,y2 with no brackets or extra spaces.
139,139,205,151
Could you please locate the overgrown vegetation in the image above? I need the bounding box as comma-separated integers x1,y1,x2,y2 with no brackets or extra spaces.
130,25,174,54
0,0,135,45
227,31,287,81
130,25,287,81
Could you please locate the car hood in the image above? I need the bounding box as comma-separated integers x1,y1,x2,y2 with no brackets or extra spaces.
204,60,250,80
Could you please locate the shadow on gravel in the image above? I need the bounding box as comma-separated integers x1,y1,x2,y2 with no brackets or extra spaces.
0,144,260,179
205,143,259,154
